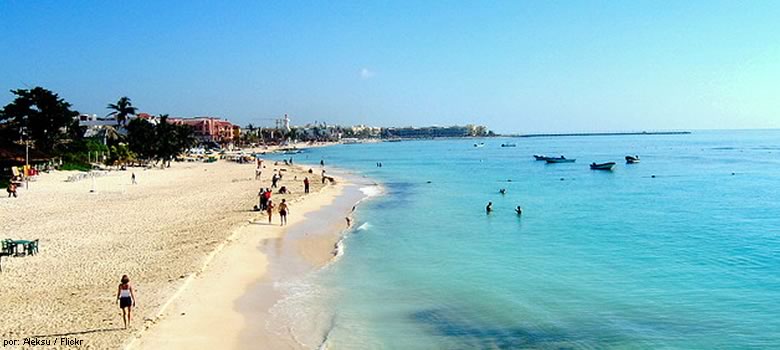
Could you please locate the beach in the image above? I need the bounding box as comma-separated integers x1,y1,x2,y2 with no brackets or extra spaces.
0,156,355,349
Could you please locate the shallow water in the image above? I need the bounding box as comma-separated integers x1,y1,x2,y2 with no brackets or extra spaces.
269,130,780,349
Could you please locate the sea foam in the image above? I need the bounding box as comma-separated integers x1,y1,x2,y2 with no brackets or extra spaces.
359,184,382,197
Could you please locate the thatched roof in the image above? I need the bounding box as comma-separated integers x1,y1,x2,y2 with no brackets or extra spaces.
0,144,53,165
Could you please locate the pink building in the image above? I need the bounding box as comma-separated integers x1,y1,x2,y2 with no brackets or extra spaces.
169,117,239,145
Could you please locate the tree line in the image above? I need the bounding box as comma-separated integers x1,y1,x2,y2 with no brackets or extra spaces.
0,86,195,170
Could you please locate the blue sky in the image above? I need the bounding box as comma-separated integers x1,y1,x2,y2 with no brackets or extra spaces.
1,1,778,133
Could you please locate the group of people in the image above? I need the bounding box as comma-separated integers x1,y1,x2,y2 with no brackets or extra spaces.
257,187,290,225
486,188,523,216
485,202,523,216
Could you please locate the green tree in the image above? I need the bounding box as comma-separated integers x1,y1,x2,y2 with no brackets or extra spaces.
286,127,299,142
125,118,157,162
106,143,135,167
0,87,80,153
154,115,195,167
106,96,137,125
172,121,195,158
99,125,125,146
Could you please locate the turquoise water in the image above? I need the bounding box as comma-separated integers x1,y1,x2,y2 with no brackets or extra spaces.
272,130,780,349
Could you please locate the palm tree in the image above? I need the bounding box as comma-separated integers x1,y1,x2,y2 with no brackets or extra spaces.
101,125,124,145
107,96,137,125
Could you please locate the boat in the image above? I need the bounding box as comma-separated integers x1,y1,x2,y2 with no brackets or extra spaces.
626,155,640,164
545,157,576,163
501,143,517,147
590,162,616,170
385,138,403,143
534,155,551,161
474,143,485,148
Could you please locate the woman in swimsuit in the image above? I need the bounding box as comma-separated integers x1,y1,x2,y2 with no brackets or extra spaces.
266,200,275,224
116,275,136,329
278,199,289,226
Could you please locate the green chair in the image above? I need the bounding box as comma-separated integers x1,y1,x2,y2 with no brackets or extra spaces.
26,239,39,256
0,240,12,272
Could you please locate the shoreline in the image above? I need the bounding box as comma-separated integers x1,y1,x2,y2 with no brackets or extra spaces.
127,169,381,349
0,152,336,348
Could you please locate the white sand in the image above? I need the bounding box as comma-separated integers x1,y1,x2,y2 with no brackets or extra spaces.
126,183,345,350
0,159,335,349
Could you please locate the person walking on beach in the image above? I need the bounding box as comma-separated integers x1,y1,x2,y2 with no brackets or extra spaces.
116,275,136,329
255,168,262,180
303,177,310,194
321,169,327,184
278,199,289,226
7,182,18,198
131,173,137,185
258,188,267,210
266,200,275,224
486,202,493,214
271,173,279,188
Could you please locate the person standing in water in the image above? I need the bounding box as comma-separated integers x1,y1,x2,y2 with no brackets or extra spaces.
486,202,493,214
515,206,523,216
266,200,275,224
320,159,325,166
116,275,136,329
278,199,289,226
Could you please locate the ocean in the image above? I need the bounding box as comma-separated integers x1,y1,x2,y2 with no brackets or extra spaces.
268,130,780,349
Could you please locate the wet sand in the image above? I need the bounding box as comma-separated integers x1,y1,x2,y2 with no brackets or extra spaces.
127,171,378,349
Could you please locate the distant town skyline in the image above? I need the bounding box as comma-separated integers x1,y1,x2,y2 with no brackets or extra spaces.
2,1,778,134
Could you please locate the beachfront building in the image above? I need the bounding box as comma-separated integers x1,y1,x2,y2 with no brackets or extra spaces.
380,125,490,139
77,113,117,127
169,117,239,147
346,125,382,139
383,126,471,138
134,112,161,125
293,123,342,142
283,113,290,132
